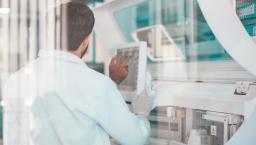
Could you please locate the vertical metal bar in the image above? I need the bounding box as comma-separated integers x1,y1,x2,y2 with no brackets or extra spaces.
2,0,10,79
36,0,40,56
47,0,56,50
186,0,198,80
60,1,68,51
56,0,61,50
2,0,10,144
92,0,97,64
29,0,37,61
26,0,30,62
9,0,19,73
19,0,28,67
224,119,229,144
189,0,196,46
156,0,162,24
54,0,57,50
38,0,46,52
17,0,21,69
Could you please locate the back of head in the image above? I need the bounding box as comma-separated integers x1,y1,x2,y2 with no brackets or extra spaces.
59,2,95,51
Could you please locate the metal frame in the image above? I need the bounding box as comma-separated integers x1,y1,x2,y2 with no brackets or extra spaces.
132,24,185,62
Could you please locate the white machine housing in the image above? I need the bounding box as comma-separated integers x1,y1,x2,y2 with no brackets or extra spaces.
93,0,256,144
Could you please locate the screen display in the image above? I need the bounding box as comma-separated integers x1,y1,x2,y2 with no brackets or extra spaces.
117,47,140,91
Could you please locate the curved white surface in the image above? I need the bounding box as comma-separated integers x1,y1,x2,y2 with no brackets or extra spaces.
225,108,256,145
197,0,256,76
197,1,256,144
153,81,255,115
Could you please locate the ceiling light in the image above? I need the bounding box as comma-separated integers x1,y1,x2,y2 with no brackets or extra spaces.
0,8,10,14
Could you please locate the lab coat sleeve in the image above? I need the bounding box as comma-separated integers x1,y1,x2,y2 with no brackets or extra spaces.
97,79,151,145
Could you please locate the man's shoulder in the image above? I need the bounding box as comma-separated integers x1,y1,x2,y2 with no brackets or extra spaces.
83,67,113,85
68,63,110,83
76,67,117,96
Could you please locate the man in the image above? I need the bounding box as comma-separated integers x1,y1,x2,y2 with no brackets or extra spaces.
3,2,153,145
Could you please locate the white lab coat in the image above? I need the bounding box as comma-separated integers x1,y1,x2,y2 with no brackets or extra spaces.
3,50,150,145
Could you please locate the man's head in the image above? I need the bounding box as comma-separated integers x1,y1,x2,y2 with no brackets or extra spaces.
60,2,95,58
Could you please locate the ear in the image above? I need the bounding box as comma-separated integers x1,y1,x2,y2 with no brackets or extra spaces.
82,34,92,47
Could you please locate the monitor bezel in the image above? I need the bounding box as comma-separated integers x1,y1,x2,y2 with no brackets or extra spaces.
114,42,147,96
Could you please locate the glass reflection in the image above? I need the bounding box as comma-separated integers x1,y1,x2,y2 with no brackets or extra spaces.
132,25,185,61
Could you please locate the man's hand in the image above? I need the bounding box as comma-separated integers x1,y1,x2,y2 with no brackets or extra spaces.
109,56,129,84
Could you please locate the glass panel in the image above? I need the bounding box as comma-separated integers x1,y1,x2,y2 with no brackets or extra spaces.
236,0,256,38
113,0,256,84
193,1,231,61
114,0,232,62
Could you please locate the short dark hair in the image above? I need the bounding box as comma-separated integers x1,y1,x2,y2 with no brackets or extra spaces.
60,2,95,51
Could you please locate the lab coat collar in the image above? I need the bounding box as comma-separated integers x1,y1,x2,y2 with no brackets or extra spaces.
38,49,86,66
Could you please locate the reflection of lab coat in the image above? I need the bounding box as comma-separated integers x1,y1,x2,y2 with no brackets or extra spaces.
3,50,150,145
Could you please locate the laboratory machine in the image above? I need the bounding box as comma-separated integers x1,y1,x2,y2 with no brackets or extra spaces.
94,0,256,145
